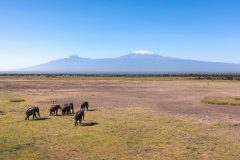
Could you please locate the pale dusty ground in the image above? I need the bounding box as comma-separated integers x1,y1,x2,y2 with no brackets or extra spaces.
0,77,240,121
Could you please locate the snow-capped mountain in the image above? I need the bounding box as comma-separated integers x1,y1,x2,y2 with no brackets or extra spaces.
15,53,240,74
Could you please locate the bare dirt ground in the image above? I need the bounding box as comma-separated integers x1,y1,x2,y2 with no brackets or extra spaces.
1,76,240,121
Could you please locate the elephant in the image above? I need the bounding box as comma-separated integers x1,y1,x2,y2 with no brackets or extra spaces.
50,104,61,116
62,103,74,115
80,101,89,111
74,109,85,126
25,106,40,120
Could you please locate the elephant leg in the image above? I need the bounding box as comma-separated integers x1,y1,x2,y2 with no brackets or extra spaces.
33,113,37,119
79,117,82,124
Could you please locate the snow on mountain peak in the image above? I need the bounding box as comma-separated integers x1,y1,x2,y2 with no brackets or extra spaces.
69,54,79,58
130,50,155,55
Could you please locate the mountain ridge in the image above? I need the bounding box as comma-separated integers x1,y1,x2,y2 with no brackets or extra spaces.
15,53,240,74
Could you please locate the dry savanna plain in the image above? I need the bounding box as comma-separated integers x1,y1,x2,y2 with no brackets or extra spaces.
1,76,240,160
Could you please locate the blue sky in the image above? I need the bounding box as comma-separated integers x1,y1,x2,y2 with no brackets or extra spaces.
0,0,240,70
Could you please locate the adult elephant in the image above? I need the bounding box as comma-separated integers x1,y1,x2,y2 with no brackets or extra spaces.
62,103,74,115
50,104,61,116
80,101,89,111
25,106,40,120
74,109,85,126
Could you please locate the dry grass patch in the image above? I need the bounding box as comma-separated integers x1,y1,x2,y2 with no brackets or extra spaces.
1,94,240,159
202,96,240,106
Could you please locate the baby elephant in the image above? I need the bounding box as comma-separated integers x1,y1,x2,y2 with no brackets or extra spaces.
25,106,40,120
50,104,61,116
80,101,89,111
74,110,85,126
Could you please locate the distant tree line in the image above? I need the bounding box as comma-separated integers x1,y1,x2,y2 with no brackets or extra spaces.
1,73,240,80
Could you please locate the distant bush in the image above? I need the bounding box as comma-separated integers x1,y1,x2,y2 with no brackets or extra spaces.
0,111,5,115
9,99,25,103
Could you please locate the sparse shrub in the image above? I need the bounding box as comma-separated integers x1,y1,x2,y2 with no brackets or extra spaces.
9,98,25,103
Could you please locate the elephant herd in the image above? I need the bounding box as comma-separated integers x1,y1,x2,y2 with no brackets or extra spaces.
25,101,89,126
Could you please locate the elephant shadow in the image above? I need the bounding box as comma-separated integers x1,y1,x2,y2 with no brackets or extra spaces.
61,114,74,116
80,121,99,127
87,109,97,112
53,114,62,116
32,117,51,121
